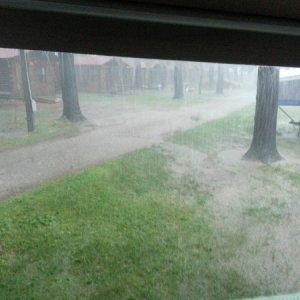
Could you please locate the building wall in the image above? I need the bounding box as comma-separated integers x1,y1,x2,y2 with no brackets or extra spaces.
148,64,168,89
8,57,23,99
27,53,58,100
0,52,58,101
76,59,133,94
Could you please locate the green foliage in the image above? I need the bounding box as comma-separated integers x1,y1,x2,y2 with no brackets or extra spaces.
171,104,255,155
79,90,212,108
0,147,256,299
172,103,300,160
80,91,181,107
0,109,78,152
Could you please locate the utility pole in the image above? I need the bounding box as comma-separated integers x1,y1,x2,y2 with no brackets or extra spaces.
20,49,34,132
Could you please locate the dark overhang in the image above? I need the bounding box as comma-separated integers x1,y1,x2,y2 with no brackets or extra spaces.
0,0,299,66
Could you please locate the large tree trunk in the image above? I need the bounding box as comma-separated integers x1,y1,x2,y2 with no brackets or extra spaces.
243,66,282,164
59,53,85,122
173,64,184,99
216,64,224,94
20,50,34,132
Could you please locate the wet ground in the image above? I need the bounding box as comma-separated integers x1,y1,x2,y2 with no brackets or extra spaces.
0,91,254,200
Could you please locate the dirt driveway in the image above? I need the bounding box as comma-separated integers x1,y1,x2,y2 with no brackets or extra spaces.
0,92,254,200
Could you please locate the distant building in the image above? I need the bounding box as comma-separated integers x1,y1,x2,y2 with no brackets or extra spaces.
0,48,59,102
0,48,22,99
26,51,60,102
75,55,134,94
133,59,170,90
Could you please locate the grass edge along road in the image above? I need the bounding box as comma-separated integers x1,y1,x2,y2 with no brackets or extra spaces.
0,147,258,300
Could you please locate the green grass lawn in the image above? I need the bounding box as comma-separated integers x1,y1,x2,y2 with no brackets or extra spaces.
79,90,180,109
169,104,300,298
0,103,85,152
171,104,255,155
0,147,258,300
2,98,300,299
79,89,220,108
0,89,218,152
0,116,78,151
171,103,300,158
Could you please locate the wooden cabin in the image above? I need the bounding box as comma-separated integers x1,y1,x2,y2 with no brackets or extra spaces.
0,49,22,99
0,48,59,102
26,51,60,102
133,59,171,90
148,63,168,89
133,61,147,89
75,55,134,94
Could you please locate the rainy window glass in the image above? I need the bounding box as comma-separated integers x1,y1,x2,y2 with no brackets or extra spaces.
1,48,300,299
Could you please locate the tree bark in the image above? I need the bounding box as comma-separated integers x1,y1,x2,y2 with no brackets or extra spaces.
216,64,224,94
134,63,143,89
109,58,121,95
161,65,167,89
173,64,184,99
234,66,239,82
20,50,34,132
59,53,85,122
243,66,282,164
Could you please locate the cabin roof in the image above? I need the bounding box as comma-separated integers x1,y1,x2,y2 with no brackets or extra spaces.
74,54,113,66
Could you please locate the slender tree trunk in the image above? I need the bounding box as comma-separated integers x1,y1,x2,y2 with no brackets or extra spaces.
110,58,121,95
59,53,85,122
20,50,34,132
117,60,125,95
161,66,167,89
234,66,239,82
243,66,282,164
208,64,215,90
198,64,203,95
239,67,244,83
173,64,184,99
216,64,224,94
134,64,143,89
